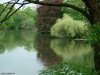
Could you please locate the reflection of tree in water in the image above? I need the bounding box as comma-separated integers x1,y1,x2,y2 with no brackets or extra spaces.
39,39,100,75
0,30,36,54
50,39,95,74
35,34,61,66
0,45,5,53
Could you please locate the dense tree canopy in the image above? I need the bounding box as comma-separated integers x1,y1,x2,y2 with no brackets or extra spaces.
0,4,37,29
0,0,100,25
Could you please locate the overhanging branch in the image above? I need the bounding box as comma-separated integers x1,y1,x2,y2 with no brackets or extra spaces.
28,1,89,18
0,0,25,25
0,0,89,25
0,3,9,16
0,4,24,25
4,2,30,5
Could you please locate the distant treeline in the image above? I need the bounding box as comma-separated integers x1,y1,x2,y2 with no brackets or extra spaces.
0,4,37,30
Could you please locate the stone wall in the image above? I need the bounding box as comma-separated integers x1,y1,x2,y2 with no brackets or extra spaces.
37,0,63,33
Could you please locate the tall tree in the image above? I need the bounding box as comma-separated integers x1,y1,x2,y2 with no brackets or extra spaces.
82,0,100,24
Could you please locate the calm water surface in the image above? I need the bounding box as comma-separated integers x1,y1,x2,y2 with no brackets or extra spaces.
0,30,98,75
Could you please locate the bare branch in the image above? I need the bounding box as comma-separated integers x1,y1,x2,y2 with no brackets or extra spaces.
0,0,30,25
0,4,24,25
4,2,30,5
0,3,10,16
1,0,20,19
0,0,22,25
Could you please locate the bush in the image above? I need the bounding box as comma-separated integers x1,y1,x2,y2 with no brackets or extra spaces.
50,14,88,38
39,63,97,75
21,19,35,29
88,23,100,44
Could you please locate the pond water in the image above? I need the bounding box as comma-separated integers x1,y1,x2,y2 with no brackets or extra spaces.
0,30,99,75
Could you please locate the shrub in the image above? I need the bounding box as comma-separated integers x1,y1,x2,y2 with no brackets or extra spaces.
21,19,35,29
88,23,100,44
50,14,88,38
39,63,97,75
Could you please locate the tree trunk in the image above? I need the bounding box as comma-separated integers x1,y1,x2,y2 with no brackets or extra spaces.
83,0,100,24
93,44,100,74
88,6,100,24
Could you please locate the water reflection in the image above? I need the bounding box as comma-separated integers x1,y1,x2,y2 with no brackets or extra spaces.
35,34,96,74
0,31,99,75
0,30,37,53
35,34,61,66
51,39,94,68
46,39,96,75
0,30,44,75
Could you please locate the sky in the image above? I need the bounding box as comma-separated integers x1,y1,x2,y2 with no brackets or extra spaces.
0,0,13,3
0,0,28,3
0,0,38,10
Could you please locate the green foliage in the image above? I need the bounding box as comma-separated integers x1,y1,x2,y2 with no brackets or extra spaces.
0,4,5,13
0,30,37,54
63,0,86,20
50,14,88,38
39,63,97,75
0,4,37,30
51,39,94,69
0,4,16,29
64,0,85,6
11,7,37,29
88,23,100,44
62,9,86,20
24,7,37,20
21,19,35,29
39,37,95,75
51,39,94,68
